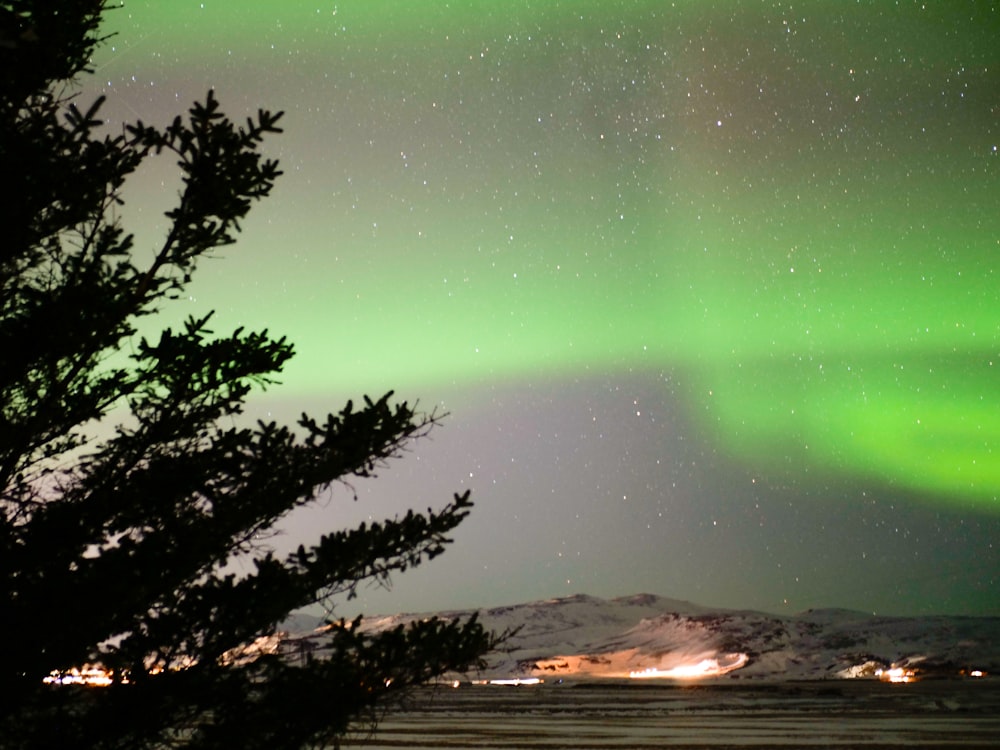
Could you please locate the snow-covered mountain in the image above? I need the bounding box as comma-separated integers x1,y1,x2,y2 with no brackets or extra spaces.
285,594,999,682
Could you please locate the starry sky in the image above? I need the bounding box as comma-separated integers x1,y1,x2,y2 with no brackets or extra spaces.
85,1,998,617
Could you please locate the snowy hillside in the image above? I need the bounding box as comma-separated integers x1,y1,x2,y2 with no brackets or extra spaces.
284,594,999,682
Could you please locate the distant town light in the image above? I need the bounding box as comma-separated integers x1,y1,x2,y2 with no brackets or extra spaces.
43,667,115,687
875,666,915,683
629,653,749,680
488,677,542,686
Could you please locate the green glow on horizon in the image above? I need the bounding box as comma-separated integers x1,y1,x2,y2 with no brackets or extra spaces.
94,2,999,508
189,177,999,508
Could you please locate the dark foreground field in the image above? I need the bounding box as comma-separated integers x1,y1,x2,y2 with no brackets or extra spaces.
339,679,1000,749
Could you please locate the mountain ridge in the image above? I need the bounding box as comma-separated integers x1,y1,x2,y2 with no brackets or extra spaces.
284,593,999,682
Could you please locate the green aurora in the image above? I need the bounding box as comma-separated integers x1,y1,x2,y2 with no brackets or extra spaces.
91,2,999,510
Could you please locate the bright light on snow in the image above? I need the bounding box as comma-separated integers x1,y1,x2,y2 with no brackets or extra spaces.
629,653,748,679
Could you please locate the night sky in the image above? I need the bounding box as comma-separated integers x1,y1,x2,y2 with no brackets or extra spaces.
85,1,998,617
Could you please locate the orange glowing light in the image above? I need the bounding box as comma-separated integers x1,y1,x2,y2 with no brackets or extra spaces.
629,653,749,680
876,667,916,683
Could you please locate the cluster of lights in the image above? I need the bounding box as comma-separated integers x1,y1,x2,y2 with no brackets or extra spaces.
43,667,117,687
876,666,916,683
629,653,749,680
43,655,201,688
875,666,988,683
42,635,281,690
470,677,543,686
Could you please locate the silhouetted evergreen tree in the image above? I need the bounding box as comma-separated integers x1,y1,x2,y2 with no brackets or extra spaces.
0,2,493,747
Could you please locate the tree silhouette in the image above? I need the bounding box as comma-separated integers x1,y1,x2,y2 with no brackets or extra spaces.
0,2,493,747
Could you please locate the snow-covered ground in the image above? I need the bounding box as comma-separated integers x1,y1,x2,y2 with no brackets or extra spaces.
287,593,999,683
